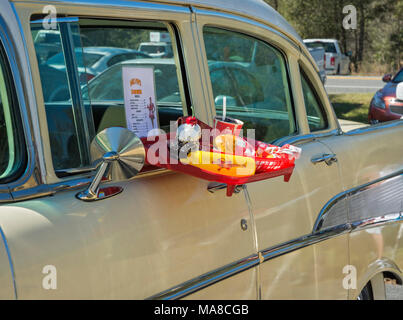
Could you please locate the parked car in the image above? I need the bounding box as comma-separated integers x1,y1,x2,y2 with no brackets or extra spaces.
304,39,351,75
138,41,173,58
0,0,403,301
368,68,403,124
31,28,94,63
46,47,151,78
306,46,327,84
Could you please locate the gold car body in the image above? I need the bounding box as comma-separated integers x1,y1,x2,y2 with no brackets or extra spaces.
0,0,402,300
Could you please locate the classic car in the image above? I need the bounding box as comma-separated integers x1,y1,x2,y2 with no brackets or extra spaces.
0,0,402,301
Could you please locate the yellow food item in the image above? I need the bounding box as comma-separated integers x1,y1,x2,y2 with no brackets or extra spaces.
181,150,256,177
214,134,240,154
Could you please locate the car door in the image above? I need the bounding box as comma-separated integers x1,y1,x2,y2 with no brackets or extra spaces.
0,2,259,299
194,11,349,299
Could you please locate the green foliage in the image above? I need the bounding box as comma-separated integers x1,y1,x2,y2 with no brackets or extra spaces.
263,0,402,73
329,93,373,123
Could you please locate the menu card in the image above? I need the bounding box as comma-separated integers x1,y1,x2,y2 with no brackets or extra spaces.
122,65,159,138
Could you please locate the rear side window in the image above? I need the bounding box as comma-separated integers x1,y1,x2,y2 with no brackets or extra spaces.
300,68,328,132
0,42,26,182
203,27,296,143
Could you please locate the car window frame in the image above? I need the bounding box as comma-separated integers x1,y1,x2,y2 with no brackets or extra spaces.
200,24,298,142
29,15,193,178
299,66,329,132
0,36,28,185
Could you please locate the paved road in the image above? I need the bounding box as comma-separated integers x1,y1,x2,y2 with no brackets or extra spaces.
325,75,384,94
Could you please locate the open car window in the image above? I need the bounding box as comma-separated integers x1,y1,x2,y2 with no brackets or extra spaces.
31,18,188,176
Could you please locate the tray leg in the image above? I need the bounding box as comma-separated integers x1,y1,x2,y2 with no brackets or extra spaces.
226,185,236,197
284,173,292,182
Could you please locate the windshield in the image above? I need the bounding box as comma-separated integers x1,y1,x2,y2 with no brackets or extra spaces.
305,41,337,53
393,69,403,83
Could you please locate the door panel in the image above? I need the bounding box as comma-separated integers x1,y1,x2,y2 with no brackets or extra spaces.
248,140,348,299
0,172,257,299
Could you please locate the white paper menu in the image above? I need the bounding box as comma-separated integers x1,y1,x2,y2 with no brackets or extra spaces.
122,66,159,138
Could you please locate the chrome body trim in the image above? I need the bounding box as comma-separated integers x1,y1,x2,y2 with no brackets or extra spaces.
275,129,341,147
261,223,351,262
314,169,403,232
147,254,260,300
149,169,403,300
0,226,17,299
148,223,351,300
345,119,403,136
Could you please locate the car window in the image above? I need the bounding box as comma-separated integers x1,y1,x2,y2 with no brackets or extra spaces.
0,42,26,182
306,41,337,53
300,68,328,132
393,69,403,83
106,52,149,67
31,21,94,173
31,18,187,175
203,27,296,143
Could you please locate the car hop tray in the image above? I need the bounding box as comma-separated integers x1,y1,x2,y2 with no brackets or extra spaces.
142,117,300,196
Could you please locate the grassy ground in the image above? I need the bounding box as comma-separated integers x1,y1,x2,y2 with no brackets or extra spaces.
329,93,373,124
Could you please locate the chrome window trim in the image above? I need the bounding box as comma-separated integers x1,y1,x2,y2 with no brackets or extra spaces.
0,16,41,202
345,119,403,136
190,7,318,73
1,1,192,202
194,8,299,51
195,13,300,138
274,128,341,147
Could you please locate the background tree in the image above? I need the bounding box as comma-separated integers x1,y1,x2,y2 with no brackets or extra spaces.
264,0,402,74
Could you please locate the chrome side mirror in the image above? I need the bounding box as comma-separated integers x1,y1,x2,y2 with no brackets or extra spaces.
76,127,145,201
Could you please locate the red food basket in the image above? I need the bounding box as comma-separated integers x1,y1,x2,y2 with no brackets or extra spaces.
141,117,297,196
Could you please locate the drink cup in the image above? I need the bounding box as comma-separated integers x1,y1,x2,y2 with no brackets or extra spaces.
214,116,244,136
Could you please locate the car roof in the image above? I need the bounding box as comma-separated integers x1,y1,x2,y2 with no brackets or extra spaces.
25,0,317,69
156,0,301,41
27,0,302,45
304,39,337,43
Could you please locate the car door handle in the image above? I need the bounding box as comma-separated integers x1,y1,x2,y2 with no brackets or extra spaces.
311,153,338,166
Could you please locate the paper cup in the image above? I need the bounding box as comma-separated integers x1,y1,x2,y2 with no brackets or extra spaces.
214,116,244,136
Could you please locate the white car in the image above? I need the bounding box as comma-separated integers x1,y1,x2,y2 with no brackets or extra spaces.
304,39,351,75
46,46,151,78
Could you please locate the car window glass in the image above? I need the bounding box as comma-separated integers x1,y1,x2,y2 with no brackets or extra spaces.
203,27,296,143
31,21,95,172
0,43,25,182
393,69,403,83
306,41,336,53
31,19,187,176
300,68,328,131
